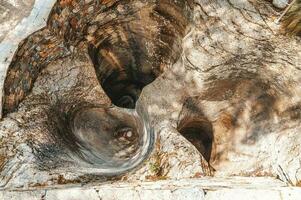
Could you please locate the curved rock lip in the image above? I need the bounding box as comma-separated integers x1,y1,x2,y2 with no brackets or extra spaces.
0,0,56,118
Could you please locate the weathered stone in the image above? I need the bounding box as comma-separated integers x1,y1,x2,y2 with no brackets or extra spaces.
0,0,301,199
1,177,301,200
273,0,288,9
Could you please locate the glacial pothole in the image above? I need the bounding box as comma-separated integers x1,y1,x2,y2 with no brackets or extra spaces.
2,0,192,174
50,102,154,172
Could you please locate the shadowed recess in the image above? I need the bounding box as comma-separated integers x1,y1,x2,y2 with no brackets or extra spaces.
177,119,213,162
177,97,214,162
87,0,192,108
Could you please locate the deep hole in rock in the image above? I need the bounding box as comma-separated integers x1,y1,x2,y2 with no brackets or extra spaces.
3,0,192,113
87,0,192,109
177,120,213,162
88,44,158,109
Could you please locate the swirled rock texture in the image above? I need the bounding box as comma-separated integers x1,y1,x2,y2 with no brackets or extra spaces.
0,0,301,199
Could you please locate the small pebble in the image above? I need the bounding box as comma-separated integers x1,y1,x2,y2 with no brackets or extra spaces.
273,0,288,9
125,131,133,138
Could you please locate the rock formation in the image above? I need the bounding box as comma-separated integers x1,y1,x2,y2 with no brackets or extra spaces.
0,0,301,199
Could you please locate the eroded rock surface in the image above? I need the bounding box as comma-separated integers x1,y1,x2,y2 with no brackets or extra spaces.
0,0,301,196
0,0,35,42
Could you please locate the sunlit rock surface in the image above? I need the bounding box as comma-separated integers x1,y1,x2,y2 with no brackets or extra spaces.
0,0,301,199
0,0,35,43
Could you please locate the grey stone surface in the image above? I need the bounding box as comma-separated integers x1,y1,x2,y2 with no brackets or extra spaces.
273,0,289,9
1,177,301,200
